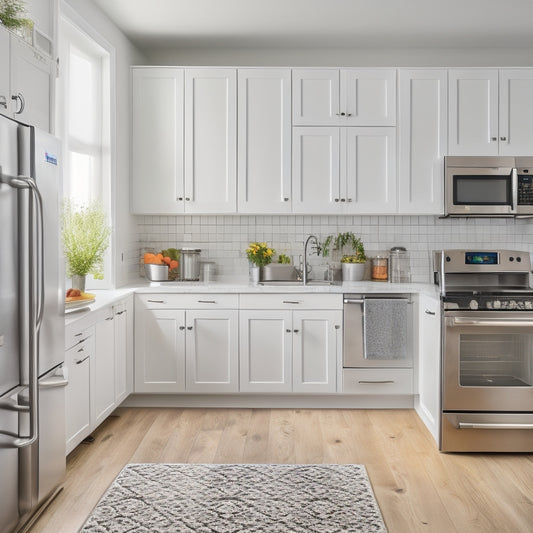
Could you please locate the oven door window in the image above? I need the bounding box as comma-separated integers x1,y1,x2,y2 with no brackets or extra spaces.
453,175,512,206
459,332,533,387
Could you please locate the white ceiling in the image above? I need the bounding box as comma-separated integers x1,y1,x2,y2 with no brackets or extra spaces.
91,0,533,51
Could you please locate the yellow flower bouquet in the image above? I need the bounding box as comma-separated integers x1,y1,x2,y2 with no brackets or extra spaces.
246,242,275,267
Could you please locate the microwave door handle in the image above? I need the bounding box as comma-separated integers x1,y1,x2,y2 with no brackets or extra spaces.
511,168,518,213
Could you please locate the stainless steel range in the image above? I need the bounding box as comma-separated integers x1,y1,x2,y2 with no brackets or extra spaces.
434,249,533,452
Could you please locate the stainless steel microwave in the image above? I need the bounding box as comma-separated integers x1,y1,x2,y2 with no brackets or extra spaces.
445,156,533,217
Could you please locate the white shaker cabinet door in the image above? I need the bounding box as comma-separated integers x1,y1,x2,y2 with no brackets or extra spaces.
114,298,133,404
499,69,533,155
134,307,186,393
448,69,499,156
398,69,447,214
93,309,116,426
239,310,292,393
292,311,342,393
185,310,239,393
341,69,397,126
238,68,292,213
344,127,397,213
292,127,340,214
0,27,9,116
184,68,237,213
131,68,184,214
10,37,53,132
292,69,340,125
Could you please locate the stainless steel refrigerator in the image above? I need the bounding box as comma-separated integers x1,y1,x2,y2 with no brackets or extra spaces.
0,114,67,533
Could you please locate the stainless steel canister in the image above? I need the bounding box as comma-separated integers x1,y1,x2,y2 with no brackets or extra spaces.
389,246,411,283
179,248,201,280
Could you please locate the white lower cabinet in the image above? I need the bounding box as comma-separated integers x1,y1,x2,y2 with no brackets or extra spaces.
65,326,94,455
239,296,342,393
415,293,441,444
134,295,239,393
64,296,133,454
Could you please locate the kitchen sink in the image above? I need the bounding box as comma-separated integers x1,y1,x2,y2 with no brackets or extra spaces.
258,280,334,286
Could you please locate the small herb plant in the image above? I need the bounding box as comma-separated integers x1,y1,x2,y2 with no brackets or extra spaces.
277,254,291,264
62,200,111,279
246,242,275,267
0,0,33,31
321,232,366,263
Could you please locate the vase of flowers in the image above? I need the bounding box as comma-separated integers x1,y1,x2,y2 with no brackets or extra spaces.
246,241,275,284
62,200,111,291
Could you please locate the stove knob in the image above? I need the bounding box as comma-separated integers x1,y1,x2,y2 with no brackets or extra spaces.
517,256,522,263
493,300,502,309
526,301,533,310
486,301,493,309
469,300,479,310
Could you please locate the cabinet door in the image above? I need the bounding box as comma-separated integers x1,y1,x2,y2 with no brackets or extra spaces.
184,68,237,213
93,310,116,426
185,309,238,392
499,69,533,155
65,336,92,454
341,69,396,126
344,127,397,213
238,68,292,213
239,310,292,393
398,69,447,214
10,37,53,132
131,68,184,214
416,294,441,445
292,310,342,393
292,127,340,213
448,69,499,156
134,306,186,393
0,26,9,116
114,298,132,404
292,69,340,125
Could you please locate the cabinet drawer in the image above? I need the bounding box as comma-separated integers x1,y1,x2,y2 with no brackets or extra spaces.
343,368,413,395
137,293,238,309
66,331,94,364
240,293,342,310
65,325,94,351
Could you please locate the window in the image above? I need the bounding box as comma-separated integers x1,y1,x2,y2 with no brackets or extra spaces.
57,13,113,288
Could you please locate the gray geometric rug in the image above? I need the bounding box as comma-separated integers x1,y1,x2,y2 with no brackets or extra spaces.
81,463,388,533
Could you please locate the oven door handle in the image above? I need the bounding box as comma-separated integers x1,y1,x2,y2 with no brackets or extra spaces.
458,422,533,430
449,317,533,327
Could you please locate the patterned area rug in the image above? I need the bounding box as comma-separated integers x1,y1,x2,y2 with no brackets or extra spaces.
81,463,388,533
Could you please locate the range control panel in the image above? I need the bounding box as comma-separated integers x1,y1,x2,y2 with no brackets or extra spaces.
435,249,532,274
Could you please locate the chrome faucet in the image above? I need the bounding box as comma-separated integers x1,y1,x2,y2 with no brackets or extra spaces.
303,235,320,285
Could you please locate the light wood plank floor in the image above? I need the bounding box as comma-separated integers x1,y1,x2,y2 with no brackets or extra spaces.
30,408,533,533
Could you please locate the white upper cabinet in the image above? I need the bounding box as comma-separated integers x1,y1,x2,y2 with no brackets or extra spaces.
499,69,533,155
131,67,184,214
293,68,396,126
344,127,397,213
398,69,447,214
448,69,499,156
238,68,292,213
292,126,396,214
131,67,237,214
184,68,237,213
448,69,533,156
292,127,340,213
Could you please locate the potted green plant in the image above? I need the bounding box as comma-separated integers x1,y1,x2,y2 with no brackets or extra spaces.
62,200,111,292
321,231,366,281
0,0,33,37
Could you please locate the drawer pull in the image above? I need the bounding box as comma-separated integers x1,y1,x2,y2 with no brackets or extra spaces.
75,355,90,365
187,326,193,331
77,347,84,353
105,316,114,321
425,309,436,316
179,326,185,331
197,300,216,304
293,329,299,333
286,329,291,333
147,299,165,303
358,380,395,384
282,300,300,304
115,310,126,315
74,332,83,337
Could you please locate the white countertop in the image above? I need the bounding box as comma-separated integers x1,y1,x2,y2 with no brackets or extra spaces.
65,278,440,327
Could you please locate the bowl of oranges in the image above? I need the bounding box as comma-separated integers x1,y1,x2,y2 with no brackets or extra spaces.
143,248,180,281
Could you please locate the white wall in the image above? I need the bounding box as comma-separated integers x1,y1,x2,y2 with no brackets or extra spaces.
145,46,533,67
63,0,146,287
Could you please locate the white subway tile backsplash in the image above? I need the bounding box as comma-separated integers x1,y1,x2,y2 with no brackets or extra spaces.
130,214,533,283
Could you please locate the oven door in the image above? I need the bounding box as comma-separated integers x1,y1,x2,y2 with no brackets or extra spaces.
443,311,533,411
445,166,517,215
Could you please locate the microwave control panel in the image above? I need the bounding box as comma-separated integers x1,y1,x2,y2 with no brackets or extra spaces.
517,173,533,205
